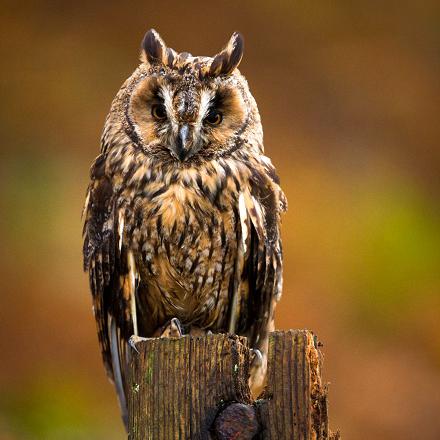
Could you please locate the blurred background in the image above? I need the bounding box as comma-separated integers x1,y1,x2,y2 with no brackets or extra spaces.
1,1,439,438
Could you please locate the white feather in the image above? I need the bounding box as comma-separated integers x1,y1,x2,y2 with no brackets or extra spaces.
238,192,248,253
118,210,124,251
127,250,138,336
161,85,178,131
197,89,214,123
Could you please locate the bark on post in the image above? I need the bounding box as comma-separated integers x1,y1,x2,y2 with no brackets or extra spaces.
128,330,338,439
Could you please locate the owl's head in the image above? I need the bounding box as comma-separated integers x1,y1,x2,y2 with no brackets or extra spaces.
118,29,262,165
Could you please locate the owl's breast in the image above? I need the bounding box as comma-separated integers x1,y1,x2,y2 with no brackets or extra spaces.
122,177,239,329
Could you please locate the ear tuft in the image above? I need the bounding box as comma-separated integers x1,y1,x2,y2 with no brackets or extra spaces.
141,29,167,65
209,32,244,77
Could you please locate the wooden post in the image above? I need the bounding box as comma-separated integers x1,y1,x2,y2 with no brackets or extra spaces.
258,330,332,439
128,330,339,439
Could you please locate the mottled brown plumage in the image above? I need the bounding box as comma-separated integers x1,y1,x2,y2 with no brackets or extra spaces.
83,29,286,428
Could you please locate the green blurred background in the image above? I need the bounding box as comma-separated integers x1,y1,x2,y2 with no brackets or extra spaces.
1,1,439,438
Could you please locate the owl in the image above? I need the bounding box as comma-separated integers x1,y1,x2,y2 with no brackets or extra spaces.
83,29,287,428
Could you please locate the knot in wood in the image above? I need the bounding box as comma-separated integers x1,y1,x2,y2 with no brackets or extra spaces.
212,403,260,440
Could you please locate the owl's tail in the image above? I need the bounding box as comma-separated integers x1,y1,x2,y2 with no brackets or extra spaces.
109,316,129,431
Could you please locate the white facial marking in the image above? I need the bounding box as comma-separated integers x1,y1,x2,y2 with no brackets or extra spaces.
197,88,215,124
160,85,178,131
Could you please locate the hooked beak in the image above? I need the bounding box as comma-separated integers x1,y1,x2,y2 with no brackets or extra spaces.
173,124,192,162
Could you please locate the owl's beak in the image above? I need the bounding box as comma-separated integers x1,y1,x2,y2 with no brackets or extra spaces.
173,124,192,162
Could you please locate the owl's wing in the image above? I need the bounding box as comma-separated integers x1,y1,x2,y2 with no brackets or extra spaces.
82,154,134,428
237,159,287,353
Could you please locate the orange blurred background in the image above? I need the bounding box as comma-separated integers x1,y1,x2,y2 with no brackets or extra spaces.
1,1,439,438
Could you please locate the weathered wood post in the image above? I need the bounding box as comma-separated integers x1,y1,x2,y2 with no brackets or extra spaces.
128,330,339,439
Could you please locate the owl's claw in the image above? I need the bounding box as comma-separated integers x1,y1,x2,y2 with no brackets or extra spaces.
250,348,263,367
129,335,150,354
129,318,184,354
156,317,184,338
169,317,183,337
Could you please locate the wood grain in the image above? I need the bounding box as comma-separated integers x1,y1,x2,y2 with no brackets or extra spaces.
257,330,330,439
128,334,250,440
128,330,337,439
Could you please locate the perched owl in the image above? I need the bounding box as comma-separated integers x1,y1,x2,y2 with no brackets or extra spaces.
83,29,286,428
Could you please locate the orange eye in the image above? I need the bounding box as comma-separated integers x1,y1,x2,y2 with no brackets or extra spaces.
204,111,223,126
151,104,167,121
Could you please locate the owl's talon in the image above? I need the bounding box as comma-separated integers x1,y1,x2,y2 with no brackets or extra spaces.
129,335,149,353
169,317,183,337
157,317,184,338
250,348,263,367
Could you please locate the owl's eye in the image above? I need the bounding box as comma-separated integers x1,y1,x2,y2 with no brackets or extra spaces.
151,104,167,121
204,111,223,126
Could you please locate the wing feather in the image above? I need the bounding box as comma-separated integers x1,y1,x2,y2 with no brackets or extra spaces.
238,162,286,351
83,154,136,430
